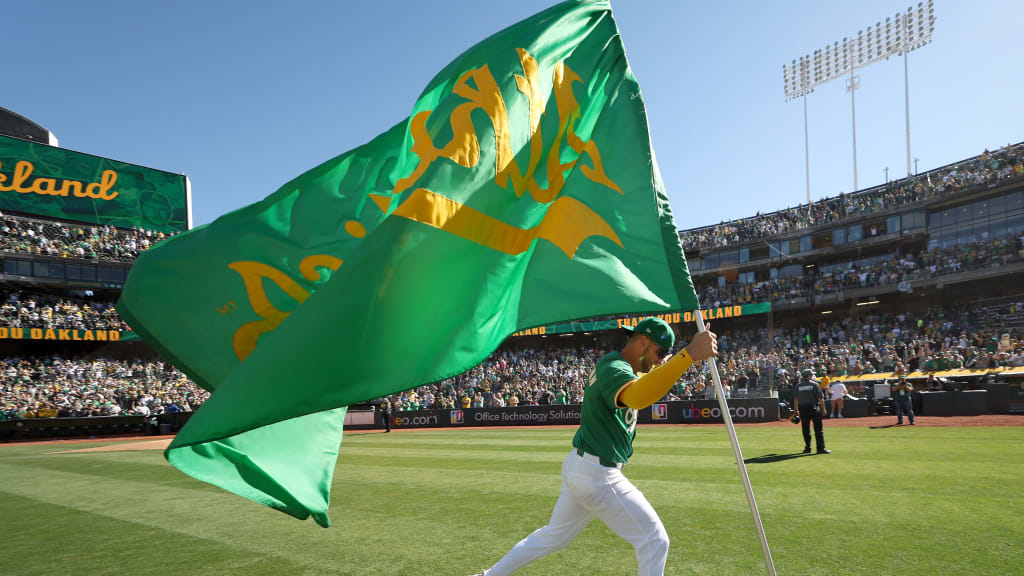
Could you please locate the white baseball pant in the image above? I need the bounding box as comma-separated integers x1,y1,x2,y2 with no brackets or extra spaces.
483,450,669,576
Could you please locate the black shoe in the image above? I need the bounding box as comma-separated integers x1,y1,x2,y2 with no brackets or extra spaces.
802,447,811,454
816,449,831,454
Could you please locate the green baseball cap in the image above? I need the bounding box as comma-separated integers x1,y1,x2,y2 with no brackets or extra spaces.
623,317,675,353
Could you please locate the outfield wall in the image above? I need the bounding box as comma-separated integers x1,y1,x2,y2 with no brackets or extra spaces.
383,399,779,430
0,400,774,440
0,415,148,441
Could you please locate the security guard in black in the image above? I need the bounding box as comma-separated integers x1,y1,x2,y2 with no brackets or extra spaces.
795,369,830,454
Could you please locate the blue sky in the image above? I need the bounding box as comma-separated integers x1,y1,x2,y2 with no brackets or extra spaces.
5,0,1020,231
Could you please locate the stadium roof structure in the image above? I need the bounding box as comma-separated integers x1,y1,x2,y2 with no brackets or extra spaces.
0,106,57,146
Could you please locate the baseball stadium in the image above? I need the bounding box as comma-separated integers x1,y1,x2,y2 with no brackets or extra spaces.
2,2,1022,576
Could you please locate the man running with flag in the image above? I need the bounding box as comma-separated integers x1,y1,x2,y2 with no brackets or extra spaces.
473,317,717,576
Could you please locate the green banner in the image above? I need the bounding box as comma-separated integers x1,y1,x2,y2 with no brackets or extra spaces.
511,302,773,336
0,134,190,233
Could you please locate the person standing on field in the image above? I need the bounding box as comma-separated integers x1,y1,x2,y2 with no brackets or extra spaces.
795,369,830,454
828,379,848,418
381,400,392,433
471,317,718,576
893,374,915,425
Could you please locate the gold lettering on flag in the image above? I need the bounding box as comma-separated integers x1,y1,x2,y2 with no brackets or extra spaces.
388,49,622,257
392,188,621,258
228,255,342,361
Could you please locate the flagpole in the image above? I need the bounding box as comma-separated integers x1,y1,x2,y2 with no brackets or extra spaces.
694,310,777,576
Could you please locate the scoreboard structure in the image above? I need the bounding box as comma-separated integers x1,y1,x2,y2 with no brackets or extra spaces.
0,133,191,234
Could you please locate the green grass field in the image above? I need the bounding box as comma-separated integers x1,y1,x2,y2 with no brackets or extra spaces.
1,425,1022,576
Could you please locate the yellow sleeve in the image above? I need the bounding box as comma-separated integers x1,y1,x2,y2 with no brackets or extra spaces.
618,350,695,410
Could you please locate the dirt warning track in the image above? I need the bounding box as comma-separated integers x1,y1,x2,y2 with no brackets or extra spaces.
7,414,1020,454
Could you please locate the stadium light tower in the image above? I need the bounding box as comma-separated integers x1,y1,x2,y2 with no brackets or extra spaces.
784,1,935,196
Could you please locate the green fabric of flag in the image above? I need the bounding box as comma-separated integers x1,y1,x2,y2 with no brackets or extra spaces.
117,0,697,528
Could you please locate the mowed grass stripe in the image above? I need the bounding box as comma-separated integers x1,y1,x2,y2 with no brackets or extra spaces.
5,454,218,492
342,445,572,462
0,494,338,576
336,458,757,507
0,458,497,576
1,425,1022,575
0,463,371,574
338,426,1024,575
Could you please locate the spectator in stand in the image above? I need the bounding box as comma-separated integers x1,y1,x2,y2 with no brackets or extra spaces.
359,300,1021,419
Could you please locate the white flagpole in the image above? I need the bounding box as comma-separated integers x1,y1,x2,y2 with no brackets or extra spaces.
694,309,777,576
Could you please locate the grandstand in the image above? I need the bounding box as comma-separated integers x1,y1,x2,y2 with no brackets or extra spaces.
1,104,1021,437
678,142,1024,391
0,110,204,440
412,142,1024,419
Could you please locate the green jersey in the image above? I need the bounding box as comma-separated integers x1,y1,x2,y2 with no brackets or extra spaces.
572,351,638,465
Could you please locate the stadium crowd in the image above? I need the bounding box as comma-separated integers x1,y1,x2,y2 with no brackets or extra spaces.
711,306,1023,395
696,234,1023,308
0,291,128,332
0,231,1015,346
2,302,1020,420
0,357,207,420
0,212,170,262
386,345,596,413
682,143,1024,251
375,304,1022,412
2,225,1020,420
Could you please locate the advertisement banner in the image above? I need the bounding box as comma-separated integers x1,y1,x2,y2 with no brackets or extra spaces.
462,405,583,427
0,134,190,233
660,399,777,423
385,399,777,429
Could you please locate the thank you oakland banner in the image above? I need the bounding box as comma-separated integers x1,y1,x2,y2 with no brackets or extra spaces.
0,134,190,233
0,327,122,342
511,302,772,336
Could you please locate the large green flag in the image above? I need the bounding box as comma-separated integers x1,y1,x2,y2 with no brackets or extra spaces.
118,0,697,528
